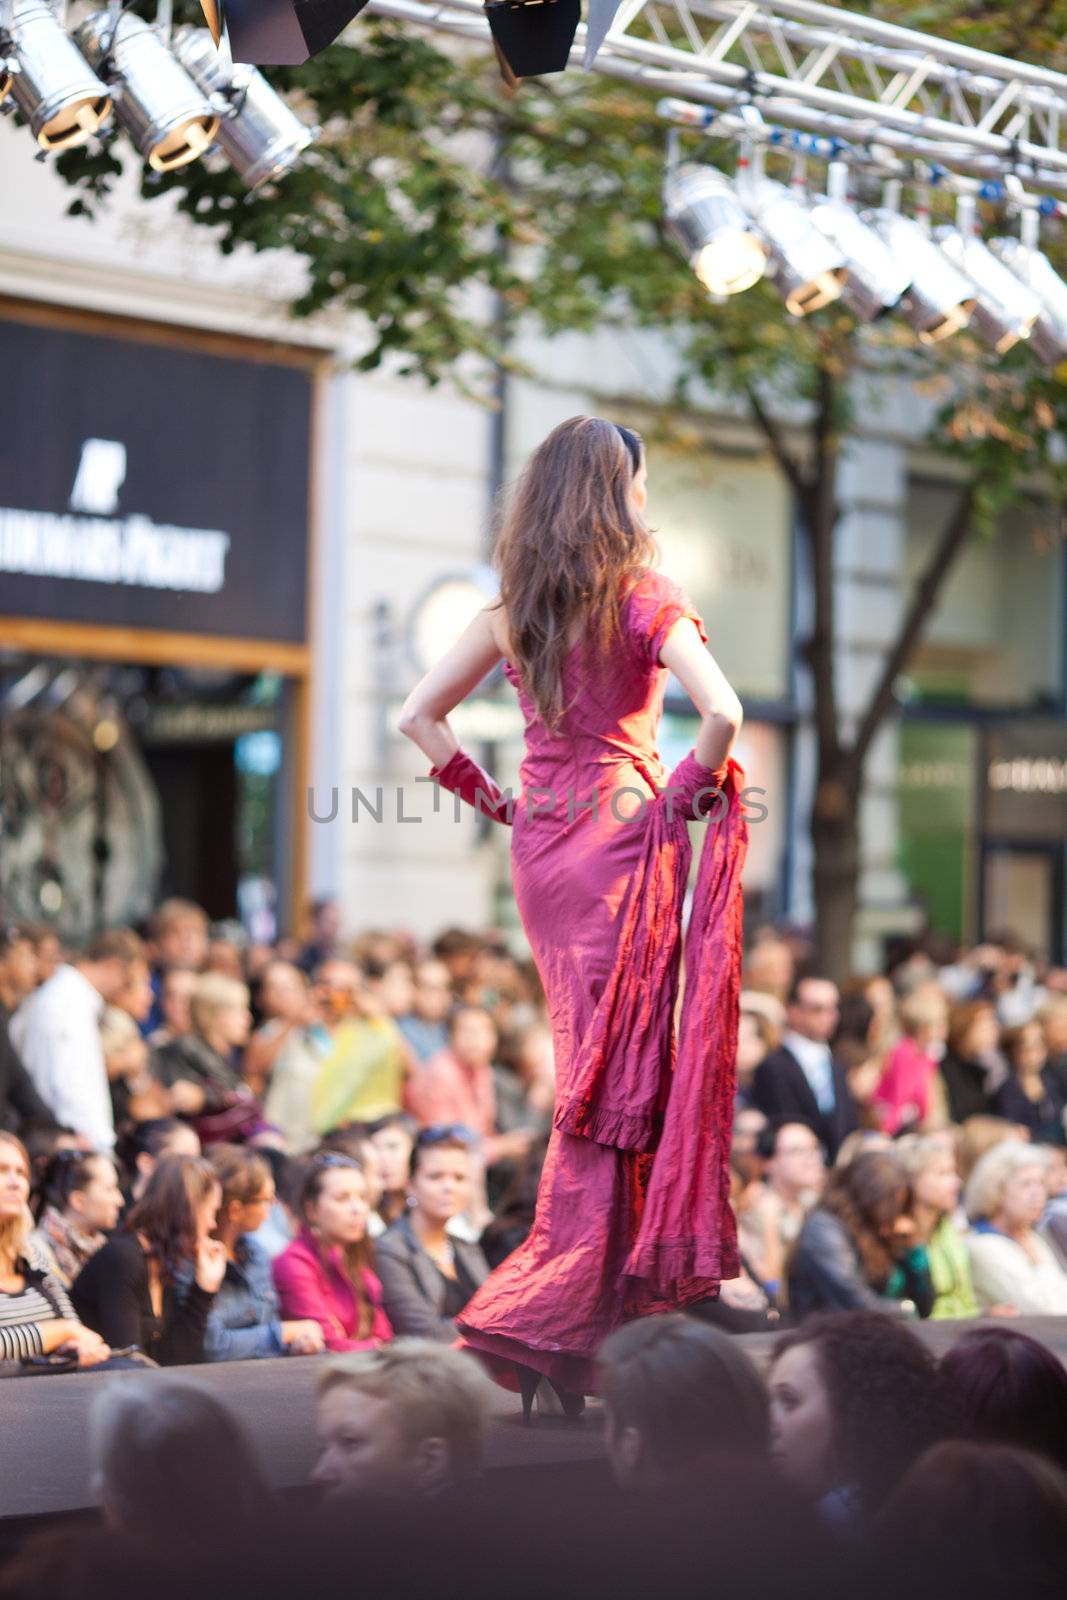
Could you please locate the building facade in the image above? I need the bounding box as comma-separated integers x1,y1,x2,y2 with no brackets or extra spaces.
2,116,1064,965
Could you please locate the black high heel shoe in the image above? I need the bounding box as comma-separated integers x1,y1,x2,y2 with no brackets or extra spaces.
513,1361,586,1425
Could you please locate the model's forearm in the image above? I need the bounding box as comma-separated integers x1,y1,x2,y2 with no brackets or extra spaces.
694,708,742,773
396,709,458,770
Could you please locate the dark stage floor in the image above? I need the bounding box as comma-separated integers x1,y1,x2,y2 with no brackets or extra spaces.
3,1316,1066,1522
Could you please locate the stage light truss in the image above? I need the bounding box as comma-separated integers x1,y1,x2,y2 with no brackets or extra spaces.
362,0,1067,198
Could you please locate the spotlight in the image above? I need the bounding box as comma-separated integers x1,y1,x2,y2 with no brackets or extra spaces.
807,162,911,321
172,26,316,190
741,177,847,316
862,208,976,343
484,0,580,85
663,164,768,296
76,9,218,172
221,0,368,66
934,197,1042,354
988,220,1067,365
0,0,112,153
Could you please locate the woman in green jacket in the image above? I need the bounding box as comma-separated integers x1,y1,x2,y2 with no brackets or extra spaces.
901,1134,979,1319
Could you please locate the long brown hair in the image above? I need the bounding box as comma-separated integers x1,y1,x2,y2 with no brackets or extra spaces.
296,1154,376,1340
818,1150,908,1288
125,1153,220,1285
492,416,659,734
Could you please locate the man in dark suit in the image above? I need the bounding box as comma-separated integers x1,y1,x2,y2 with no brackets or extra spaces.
750,973,858,1161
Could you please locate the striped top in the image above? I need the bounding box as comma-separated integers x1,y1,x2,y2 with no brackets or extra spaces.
0,1242,78,1361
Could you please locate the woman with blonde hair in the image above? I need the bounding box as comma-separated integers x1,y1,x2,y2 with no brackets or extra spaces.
0,1132,110,1368
398,415,747,1416
964,1141,1067,1315
154,972,269,1144
898,1135,979,1320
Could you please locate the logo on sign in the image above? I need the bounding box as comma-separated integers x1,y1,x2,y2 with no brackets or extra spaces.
69,439,128,516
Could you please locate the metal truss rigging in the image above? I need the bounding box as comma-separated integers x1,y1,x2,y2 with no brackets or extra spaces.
363,0,1067,197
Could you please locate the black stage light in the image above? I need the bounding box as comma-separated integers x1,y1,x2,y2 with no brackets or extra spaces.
485,0,580,84
222,0,368,65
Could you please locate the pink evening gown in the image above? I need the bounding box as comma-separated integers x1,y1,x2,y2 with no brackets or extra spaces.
427,567,750,1395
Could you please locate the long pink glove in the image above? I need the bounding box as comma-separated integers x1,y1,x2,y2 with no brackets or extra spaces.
428,747,514,825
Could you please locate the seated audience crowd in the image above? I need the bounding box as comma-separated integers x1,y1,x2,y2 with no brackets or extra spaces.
2,909,1067,1593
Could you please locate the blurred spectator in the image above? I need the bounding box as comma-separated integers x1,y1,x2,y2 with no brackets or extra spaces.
1040,995,1067,1083
752,975,859,1161
768,1310,953,1527
243,961,315,1100
898,1135,978,1319
941,1326,1067,1471
297,897,341,977
787,1150,934,1318
309,963,409,1134
367,1112,418,1227
312,1341,494,1504
363,958,417,1023
832,1129,892,1168
71,1153,226,1364
12,929,148,1152
743,936,794,1004
145,968,196,1051
89,1373,272,1535
872,1441,1067,1600
142,899,210,1036
964,1142,1067,1314
992,1020,1067,1145
941,1001,1003,1123
0,926,57,1136
870,989,949,1136
28,1148,123,1289
204,1143,323,1361
153,975,265,1145
314,1125,388,1238
101,1006,169,1129
257,966,333,1153
736,994,781,1106
271,1152,392,1351
736,1117,824,1291
478,1133,549,1270
376,1129,489,1340
956,1112,1028,1181
20,923,63,988
0,1131,110,1368
117,1117,201,1206
830,987,882,1121
731,1106,768,1189
430,929,483,995
597,1314,769,1490
396,959,454,1065
405,1005,531,1168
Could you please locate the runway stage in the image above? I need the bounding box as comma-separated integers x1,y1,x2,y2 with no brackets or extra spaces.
2,1317,1065,1524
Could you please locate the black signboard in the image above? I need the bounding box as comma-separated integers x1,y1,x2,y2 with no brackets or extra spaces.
0,317,312,643
985,720,1067,840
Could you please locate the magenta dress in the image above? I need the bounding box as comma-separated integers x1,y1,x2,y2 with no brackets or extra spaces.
428,568,750,1394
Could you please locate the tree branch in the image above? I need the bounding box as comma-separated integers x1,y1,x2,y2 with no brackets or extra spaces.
844,481,978,780
744,385,812,510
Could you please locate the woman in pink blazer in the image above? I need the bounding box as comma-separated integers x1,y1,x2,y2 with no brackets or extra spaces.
272,1153,392,1351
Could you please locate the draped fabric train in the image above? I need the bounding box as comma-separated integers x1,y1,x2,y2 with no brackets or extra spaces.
426,571,749,1394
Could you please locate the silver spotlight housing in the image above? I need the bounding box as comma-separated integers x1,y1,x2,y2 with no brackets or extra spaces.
807,163,912,321
0,0,112,152
741,177,847,316
934,198,1042,354
76,9,219,172
172,26,315,191
987,232,1067,365
861,209,977,343
663,163,769,297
